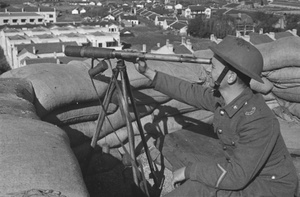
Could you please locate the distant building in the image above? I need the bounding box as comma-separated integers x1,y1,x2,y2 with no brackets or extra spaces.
0,13,44,26
119,15,139,27
184,6,211,19
0,6,56,23
0,23,122,68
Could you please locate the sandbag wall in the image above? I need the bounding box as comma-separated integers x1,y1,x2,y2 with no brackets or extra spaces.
256,36,300,116
0,78,89,196
254,36,300,153
0,60,216,152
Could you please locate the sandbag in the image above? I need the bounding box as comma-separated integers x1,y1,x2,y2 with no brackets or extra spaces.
256,36,300,71
263,67,300,88
42,87,170,126
0,78,35,103
272,86,300,103
61,103,158,147
0,63,109,118
277,99,300,120
0,114,89,197
131,88,171,105
250,77,273,94
0,94,39,120
43,101,118,126
277,117,300,151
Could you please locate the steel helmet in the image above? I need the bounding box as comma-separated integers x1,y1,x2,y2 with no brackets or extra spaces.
209,35,264,83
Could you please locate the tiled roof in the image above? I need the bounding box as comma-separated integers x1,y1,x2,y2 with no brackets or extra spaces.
166,20,176,25
0,24,45,30
25,58,58,65
0,6,22,12
224,3,240,8
149,13,160,20
189,5,206,11
170,22,187,30
248,32,274,45
275,31,294,39
144,11,155,17
122,15,138,20
158,16,176,21
16,42,78,54
192,40,216,51
25,56,86,65
0,12,42,17
0,6,55,12
8,35,28,40
58,56,88,64
36,34,56,39
140,10,149,15
174,44,192,54
62,32,84,38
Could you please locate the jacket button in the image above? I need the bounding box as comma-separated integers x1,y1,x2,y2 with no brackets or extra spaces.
231,141,235,146
223,146,227,150
271,176,275,180
218,129,222,134
220,110,225,115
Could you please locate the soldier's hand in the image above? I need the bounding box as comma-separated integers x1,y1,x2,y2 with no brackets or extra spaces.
134,58,157,80
134,58,148,74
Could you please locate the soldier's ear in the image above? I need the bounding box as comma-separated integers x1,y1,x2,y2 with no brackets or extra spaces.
227,71,237,84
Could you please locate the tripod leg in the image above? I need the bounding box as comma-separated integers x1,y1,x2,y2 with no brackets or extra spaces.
90,68,119,149
123,67,164,190
116,62,139,186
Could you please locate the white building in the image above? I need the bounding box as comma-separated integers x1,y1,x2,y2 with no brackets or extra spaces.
0,6,56,23
0,23,122,69
0,13,44,26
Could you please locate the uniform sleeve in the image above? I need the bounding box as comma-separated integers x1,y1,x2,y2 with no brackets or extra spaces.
185,112,279,190
152,71,217,112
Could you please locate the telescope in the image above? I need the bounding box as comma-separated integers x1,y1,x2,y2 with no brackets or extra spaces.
65,45,212,64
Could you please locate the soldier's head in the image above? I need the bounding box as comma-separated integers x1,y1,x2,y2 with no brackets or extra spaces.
209,36,264,90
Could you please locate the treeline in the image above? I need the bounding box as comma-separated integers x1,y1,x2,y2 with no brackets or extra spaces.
187,13,236,39
187,11,300,39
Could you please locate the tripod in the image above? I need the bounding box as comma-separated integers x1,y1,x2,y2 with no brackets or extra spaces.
88,59,163,196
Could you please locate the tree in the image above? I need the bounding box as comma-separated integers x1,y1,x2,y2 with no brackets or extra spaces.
187,16,210,38
0,46,11,75
251,12,280,32
211,14,236,38
285,14,300,36
187,14,236,39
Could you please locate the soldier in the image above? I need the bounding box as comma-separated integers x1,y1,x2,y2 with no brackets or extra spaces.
134,36,298,196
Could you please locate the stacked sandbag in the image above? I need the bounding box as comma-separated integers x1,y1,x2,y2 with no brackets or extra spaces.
0,60,211,151
0,78,89,196
254,36,300,153
256,36,300,103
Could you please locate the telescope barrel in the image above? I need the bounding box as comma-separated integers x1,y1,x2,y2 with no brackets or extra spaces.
65,45,211,64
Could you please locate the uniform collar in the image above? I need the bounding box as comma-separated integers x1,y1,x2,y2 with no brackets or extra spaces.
221,87,254,118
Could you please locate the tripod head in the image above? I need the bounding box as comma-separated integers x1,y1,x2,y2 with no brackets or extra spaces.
65,45,212,64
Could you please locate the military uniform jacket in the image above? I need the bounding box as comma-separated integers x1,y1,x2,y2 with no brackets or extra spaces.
152,71,298,196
